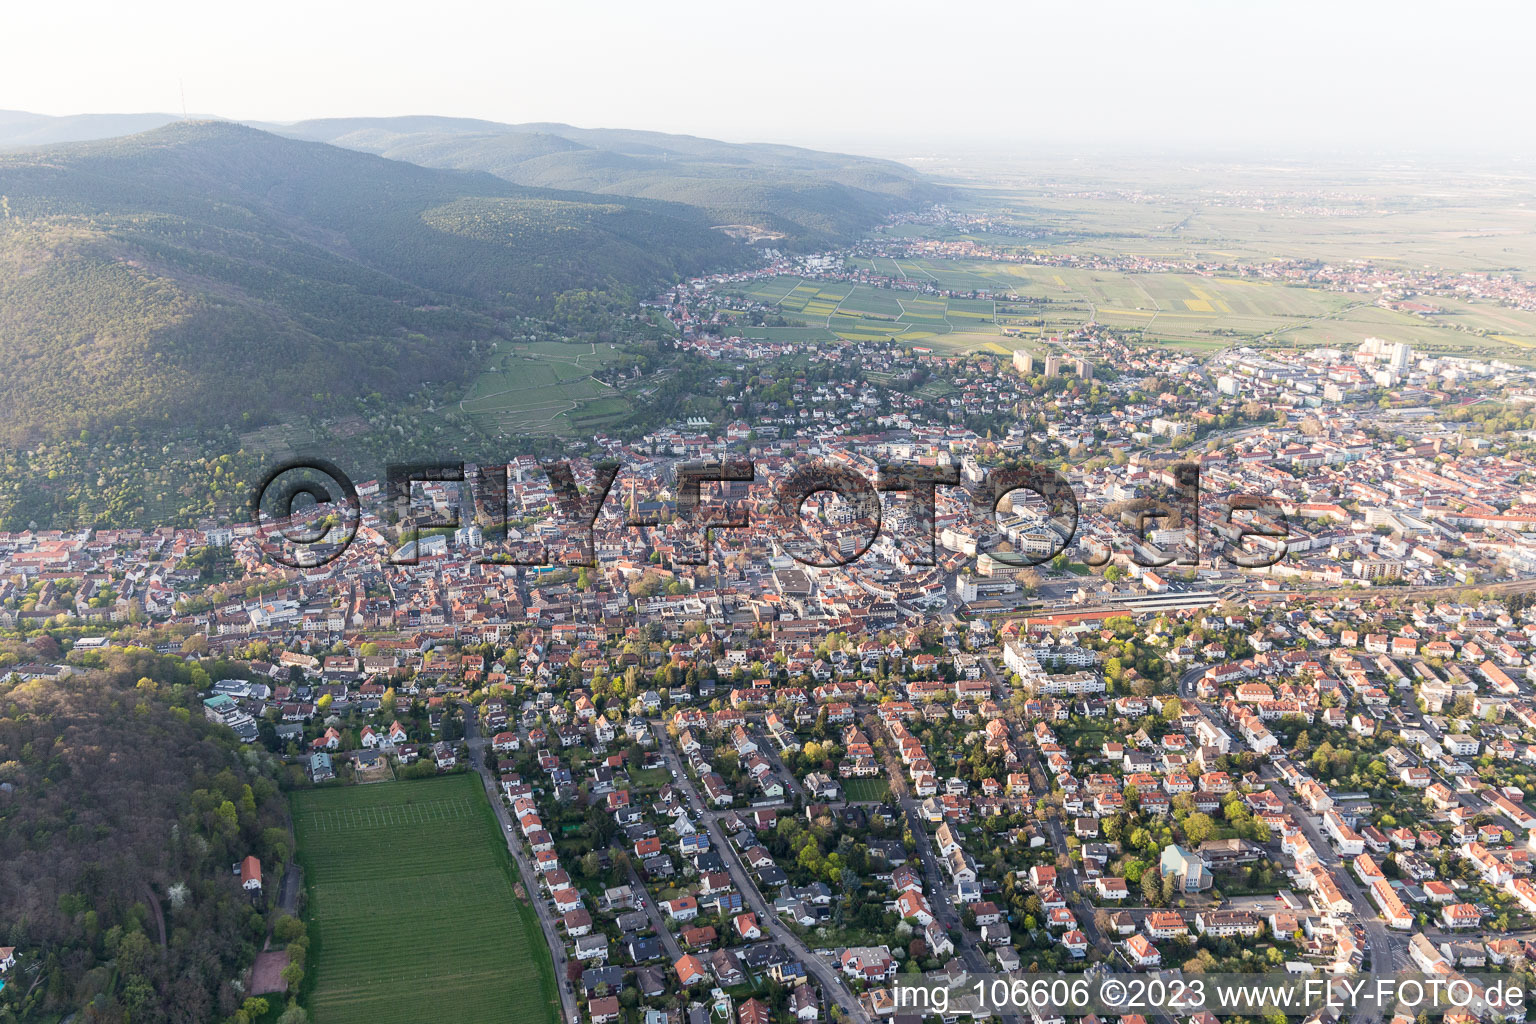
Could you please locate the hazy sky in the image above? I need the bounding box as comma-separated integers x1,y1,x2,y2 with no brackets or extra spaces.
6,0,1533,157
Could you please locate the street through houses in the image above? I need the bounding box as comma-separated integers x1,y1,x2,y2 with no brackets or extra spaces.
623,858,685,963
1174,665,1399,1022
464,704,581,1024
979,656,1184,1024
650,720,873,1024
871,720,1027,1024
451,640,1418,1024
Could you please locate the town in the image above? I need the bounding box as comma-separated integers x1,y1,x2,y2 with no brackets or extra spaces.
8,279,1536,1024
5,8,1534,1023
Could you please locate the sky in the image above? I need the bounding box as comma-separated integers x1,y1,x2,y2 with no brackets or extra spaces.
5,0,1534,158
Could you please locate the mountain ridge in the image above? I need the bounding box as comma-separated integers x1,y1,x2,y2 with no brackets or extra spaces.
0,110,942,245
0,120,747,443
272,116,939,244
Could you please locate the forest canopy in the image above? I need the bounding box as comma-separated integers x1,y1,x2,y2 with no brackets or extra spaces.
0,122,748,444
0,649,289,1023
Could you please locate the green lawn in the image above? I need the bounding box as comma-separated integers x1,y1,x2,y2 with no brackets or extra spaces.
292,775,560,1024
842,776,891,802
628,766,673,789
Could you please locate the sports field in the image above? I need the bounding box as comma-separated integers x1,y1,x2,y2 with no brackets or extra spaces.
460,340,631,437
841,776,891,802
292,775,560,1024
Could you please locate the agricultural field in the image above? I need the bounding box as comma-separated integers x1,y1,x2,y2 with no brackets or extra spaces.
460,339,631,436
848,258,1362,346
292,775,559,1024
734,256,1536,361
725,273,1033,353
917,160,1536,273
864,161,1536,361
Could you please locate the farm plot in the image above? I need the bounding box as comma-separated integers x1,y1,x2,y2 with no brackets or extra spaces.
460,340,629,437
292,775,559,1024
728,275,1010,350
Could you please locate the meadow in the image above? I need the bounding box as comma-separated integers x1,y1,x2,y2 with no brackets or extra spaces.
292,775,559,1024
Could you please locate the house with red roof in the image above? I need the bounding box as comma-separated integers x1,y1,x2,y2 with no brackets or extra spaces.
675,954,708,987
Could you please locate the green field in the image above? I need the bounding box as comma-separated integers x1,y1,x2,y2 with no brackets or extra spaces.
292,775,560,1024
847,260,1359,349
894,162,1536,275
869,163,1536,363
842,776,891,802
726,273,1032,353
729,257,1536,363
460,340,631,436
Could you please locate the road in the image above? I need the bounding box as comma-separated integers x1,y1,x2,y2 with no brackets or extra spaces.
623,857,685,962
463,704,580,1024
650,720,871,1024
978,657,1182,1024
1261,765,1400,1020
756,732,808,800
874,739,992,961
869,721,1029,1024
1172,667,1400,1021
1176,664,1205,701
277,862,303,917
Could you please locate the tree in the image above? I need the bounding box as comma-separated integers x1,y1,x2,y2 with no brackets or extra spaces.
1129,826,1153,854
1183,813,1216,845
277,1005,312,1024
273,915,306,944
234,997,271,1024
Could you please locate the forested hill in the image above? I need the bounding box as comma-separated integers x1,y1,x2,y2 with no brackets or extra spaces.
0,121,747,443
271,116,941,245
0,650,291,1022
